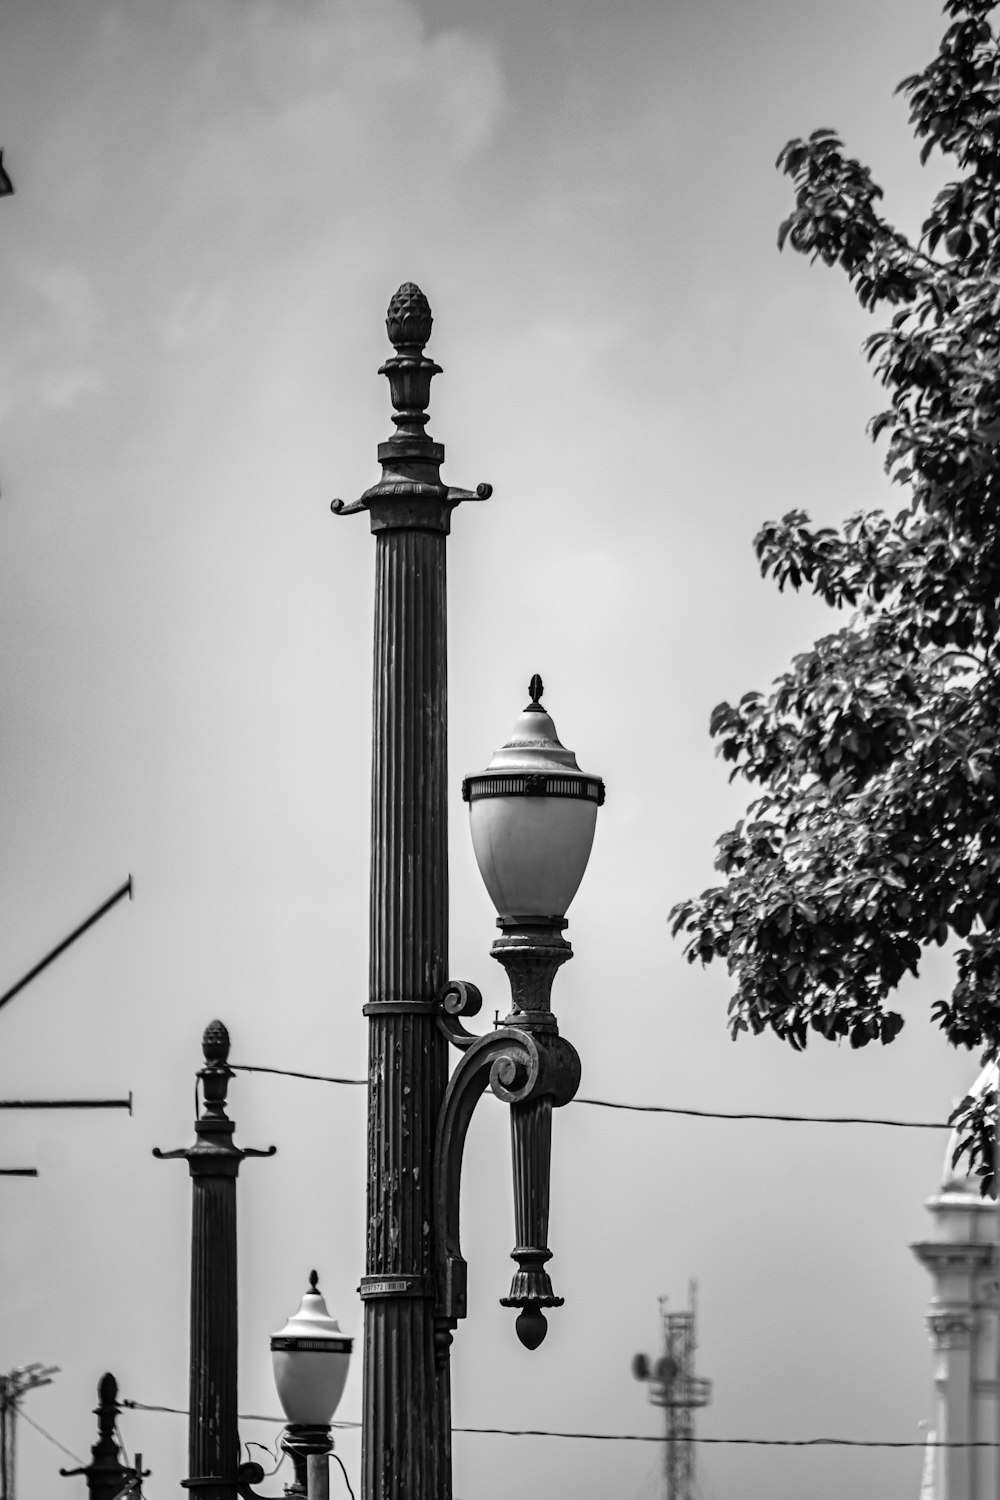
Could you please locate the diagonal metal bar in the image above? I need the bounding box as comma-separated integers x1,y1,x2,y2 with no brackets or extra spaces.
0,876,132,1013
0,1096,132,1112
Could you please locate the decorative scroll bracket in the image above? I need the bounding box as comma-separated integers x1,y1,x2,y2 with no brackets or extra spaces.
431,986,580,1353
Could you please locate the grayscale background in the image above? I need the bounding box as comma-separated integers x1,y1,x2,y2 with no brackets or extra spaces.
0,1,974,1497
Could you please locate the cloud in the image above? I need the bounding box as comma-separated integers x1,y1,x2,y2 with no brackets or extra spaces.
35,364,105,409
21,264,99,347
0,262,103,420
1,0,508,393
238,2,508,166
126,0,508,202
155,282,231,349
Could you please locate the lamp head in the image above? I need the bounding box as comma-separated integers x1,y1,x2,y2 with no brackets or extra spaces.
270,1271,352,1426
462,677,604,926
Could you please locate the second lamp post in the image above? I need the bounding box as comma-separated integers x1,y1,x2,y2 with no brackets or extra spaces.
334,284,604,1500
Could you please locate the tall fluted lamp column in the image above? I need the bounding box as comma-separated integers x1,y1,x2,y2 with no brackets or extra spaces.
334,283,491,1500
333,286,604,1500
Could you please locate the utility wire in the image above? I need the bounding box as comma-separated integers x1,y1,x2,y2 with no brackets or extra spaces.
573,1099,950,1128
122,1399,354,1429
120,1402,994,1448
452,1428,998,1448
16,1405,84,1465
230,1064,951,1130
331,1449,355,1500
232,1064,365,1087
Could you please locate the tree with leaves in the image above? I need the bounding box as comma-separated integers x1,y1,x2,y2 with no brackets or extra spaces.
670,0,1000,1191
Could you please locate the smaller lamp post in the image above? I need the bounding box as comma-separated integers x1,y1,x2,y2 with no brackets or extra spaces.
271,1273,353,1500
154,1022,275,1500
58,1374,147,1499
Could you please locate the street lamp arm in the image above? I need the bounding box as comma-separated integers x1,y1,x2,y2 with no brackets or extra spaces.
432,1019,580,1351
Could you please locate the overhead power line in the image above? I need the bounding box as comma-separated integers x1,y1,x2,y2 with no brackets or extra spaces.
232,1064,365,1088
573,1099,950,1128
119,1401,994,1448
123,1401,315,1427
229,1064,950,1130
452,1429,996,1448
16,1407,83,1466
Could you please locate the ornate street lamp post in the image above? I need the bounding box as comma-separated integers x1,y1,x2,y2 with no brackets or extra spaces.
154,1021,275,1500
59,1374,146,1499
334,286,604,1500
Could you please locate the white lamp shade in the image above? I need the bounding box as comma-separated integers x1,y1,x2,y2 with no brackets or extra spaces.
469,794,598,919
271,1274,352,1426
463,679,604,921
272,1347,350,1426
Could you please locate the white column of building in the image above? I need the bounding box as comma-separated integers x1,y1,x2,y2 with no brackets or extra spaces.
912,1065,999,1500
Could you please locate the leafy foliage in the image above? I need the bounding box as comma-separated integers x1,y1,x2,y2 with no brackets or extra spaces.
670,0,1000,1192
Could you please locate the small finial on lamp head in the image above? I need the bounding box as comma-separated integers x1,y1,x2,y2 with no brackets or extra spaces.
309,1269,319,1292
525,675,544,712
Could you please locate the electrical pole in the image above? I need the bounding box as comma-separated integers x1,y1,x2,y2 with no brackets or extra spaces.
0,1363,58,1500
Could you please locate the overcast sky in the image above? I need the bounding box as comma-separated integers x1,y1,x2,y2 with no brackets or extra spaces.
0,2,982,1498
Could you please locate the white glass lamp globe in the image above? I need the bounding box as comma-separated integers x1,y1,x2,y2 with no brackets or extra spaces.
462,676,605,922
270,1272,353,1426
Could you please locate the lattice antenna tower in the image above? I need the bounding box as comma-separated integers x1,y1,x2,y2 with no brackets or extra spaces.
632,1283,712,1500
